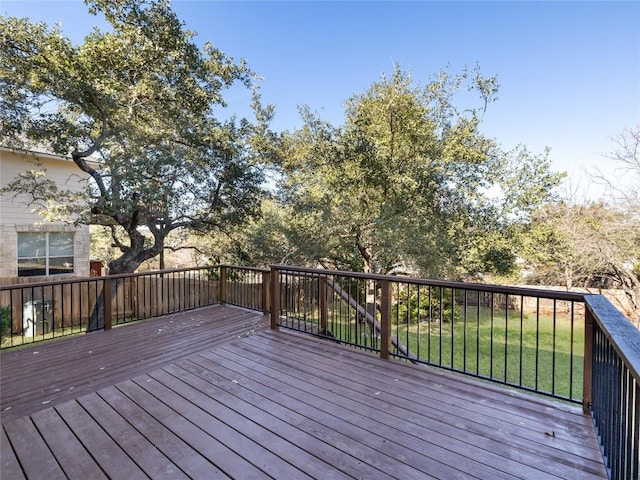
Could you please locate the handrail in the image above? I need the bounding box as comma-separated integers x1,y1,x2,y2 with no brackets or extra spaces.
584,295,639,480
270,264,586,302
1,263,637,478
0,266,217,291
585,295,640,381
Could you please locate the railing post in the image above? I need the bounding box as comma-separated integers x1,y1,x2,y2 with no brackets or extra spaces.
262,271,270,315
270,267,280,330
583,304,594,414
319,276,327,335
103,277,112,331
380,279,392,359
219,266,227,305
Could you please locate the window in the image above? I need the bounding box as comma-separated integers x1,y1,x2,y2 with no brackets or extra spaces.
18,232,74,276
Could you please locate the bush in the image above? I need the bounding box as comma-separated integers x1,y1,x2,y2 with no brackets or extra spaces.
0,305,11,338
393,285,460,324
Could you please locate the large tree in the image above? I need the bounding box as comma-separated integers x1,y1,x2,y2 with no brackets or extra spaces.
1,0,271,277
270,66,563,279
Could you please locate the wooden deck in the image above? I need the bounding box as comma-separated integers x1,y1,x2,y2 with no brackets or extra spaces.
1,306,607,479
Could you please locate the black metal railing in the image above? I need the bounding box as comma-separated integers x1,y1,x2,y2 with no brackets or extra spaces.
270,265,586,403
109,267,220,325
2,263,638,478
0,266,222,347
0,276,104,347
586,295,639,480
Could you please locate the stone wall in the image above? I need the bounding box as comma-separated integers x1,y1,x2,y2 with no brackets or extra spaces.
0,224,90,280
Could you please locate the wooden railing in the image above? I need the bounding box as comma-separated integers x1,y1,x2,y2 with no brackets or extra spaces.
269,265,639,480
0,265,270,348
1,264,638,478
584,295,639,480
270,265,588,402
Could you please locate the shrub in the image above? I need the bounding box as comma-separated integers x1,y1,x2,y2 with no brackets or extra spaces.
393,285,460,324
0,305,11,338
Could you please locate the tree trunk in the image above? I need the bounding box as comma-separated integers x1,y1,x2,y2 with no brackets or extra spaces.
358,243,379,326
85,242,161,331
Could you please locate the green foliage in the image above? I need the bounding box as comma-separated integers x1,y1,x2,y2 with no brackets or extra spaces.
0,0,272,274
392,286,460,324
264,64,563,279
0,306,11,339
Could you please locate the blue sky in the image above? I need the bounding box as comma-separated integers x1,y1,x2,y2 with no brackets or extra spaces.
3,1,639,198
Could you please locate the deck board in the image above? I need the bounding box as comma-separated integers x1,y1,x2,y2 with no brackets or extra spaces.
1,305,266,421
210,335,602,480
30,408,108,480
1,306,608,479
241,331,604,471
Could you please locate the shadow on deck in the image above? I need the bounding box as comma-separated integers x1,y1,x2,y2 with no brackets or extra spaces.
1,305,607,479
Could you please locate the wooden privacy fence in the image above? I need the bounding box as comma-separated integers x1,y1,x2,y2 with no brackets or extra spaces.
1,276,218,333
0,267,228,348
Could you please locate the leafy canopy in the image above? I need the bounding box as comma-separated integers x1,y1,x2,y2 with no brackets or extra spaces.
0,0,272,274
267,65,563,278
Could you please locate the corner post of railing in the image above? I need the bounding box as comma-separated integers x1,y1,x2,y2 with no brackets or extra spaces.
380,279,392,359
219,266,227,305
583,299,594,415
319,276,328,335
103,277,112,331
270,266,281,330
262,271,270,315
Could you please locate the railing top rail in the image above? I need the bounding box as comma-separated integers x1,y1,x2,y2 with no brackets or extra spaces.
585,294,640,381
270,264,586,302
0,265,219,291
219,265,271,273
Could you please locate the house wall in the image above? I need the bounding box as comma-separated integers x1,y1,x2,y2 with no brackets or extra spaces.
0,149,91,280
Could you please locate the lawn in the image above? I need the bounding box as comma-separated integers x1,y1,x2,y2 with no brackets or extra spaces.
325,304,585,401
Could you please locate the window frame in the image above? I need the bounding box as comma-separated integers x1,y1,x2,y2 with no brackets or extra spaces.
17,232,75,277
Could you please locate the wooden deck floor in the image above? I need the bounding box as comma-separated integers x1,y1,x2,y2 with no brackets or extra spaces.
1,306,607,479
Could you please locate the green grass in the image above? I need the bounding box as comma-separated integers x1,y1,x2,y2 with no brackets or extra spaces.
323,306,584,401
0,324,87,349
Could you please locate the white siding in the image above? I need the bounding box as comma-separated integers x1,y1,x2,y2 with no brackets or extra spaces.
0,149,90,224
0,149,91,279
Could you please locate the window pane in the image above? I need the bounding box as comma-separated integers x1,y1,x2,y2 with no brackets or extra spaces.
18,233,46,258
18,258,46,277
49,232,74,256
49,256,74,275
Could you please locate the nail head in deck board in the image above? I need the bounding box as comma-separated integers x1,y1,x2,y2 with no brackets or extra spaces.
2,416,67,480
29,408,108,480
